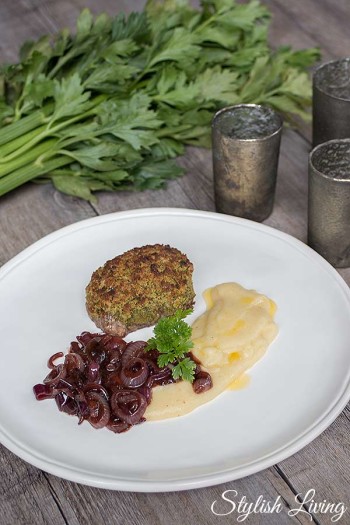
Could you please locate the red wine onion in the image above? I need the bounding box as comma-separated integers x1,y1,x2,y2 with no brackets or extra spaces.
121,341,147,365
110,390,147,425
106,416,130,434
47,352,64,369
33,383,54,400
86,391,110,429
119,357,149,388
33,331,212,434
64,352,85,373
43,364,66,387
193,371,212,394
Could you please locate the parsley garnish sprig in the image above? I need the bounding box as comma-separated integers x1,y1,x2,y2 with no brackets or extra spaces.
146,309,196,383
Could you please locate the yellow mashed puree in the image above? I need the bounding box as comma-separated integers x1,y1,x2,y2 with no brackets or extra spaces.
145,282,278,421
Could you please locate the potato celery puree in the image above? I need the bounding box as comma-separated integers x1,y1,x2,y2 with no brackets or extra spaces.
145,282,278,421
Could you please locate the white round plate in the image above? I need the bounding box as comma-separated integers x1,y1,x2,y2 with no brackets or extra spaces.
0,208,349,492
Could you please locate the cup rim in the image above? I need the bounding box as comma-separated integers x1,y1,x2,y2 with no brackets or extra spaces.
211,103,283,142
313,58,350,102
309,138,350,182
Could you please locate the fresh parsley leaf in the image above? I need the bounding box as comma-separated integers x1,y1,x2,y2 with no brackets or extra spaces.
172,358,196,382
145,309,196,382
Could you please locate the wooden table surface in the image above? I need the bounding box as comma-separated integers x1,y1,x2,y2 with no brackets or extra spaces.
1,1,349,524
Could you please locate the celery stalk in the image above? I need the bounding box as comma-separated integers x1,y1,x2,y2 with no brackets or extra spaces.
0,156,72,196
0,139,59,178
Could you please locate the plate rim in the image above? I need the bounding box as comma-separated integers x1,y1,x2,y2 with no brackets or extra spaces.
1,207,350,492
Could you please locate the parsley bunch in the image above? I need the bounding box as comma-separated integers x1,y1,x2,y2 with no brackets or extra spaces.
146,309,196,382
0,0,320,201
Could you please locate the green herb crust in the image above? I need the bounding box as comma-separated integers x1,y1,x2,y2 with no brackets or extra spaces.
86,244,195,336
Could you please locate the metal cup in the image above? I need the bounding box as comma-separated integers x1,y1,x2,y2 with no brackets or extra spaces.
212,104,283,222
308,139,350,268
313,58,350,147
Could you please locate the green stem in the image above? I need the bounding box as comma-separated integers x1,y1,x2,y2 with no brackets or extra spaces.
0,156,72,197
0,139,59,178
0,110,46,146
47,45,81,80
0,94,106,164
0,125,47,157
0,112,89,165
156,124,192,138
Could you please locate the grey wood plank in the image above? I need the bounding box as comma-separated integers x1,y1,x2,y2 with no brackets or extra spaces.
38,468,315,525
266,0,350,60
277,407,350,524
1,442,68,525
0,183,96,263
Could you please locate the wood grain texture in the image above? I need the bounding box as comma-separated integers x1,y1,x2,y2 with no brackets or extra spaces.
0,1,349,524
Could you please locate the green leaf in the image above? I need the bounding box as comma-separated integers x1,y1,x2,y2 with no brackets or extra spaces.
156,65,179,95
145,309,196,381
146,309,193,353
277,69,312,99
157,353,174,368
148,27,201,68
154,70,200,109
52,74,91,121
195,66,239,103
196,26,240,49
84,63,138,90
195,48,232,67
48,167,130,190
219,0,270,31
151,138,184,159
229,46,268,70
112,11,149,42
52,29,71,58
264,95,311,121
201,0,234,12
76,9,94,43
239,55,272,101
146,0,197,35
172,358,196,382
91,13,112,36
59,142,124,171
19,35,52,62
278,46,321,69
51,173,97,202
98,94,162,150
22,74,55,108
102,40,139,61
133,159,184,189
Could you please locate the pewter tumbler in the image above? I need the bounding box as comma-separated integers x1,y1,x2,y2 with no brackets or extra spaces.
308,139,350,268
212,104,282,222
313,58,350,147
